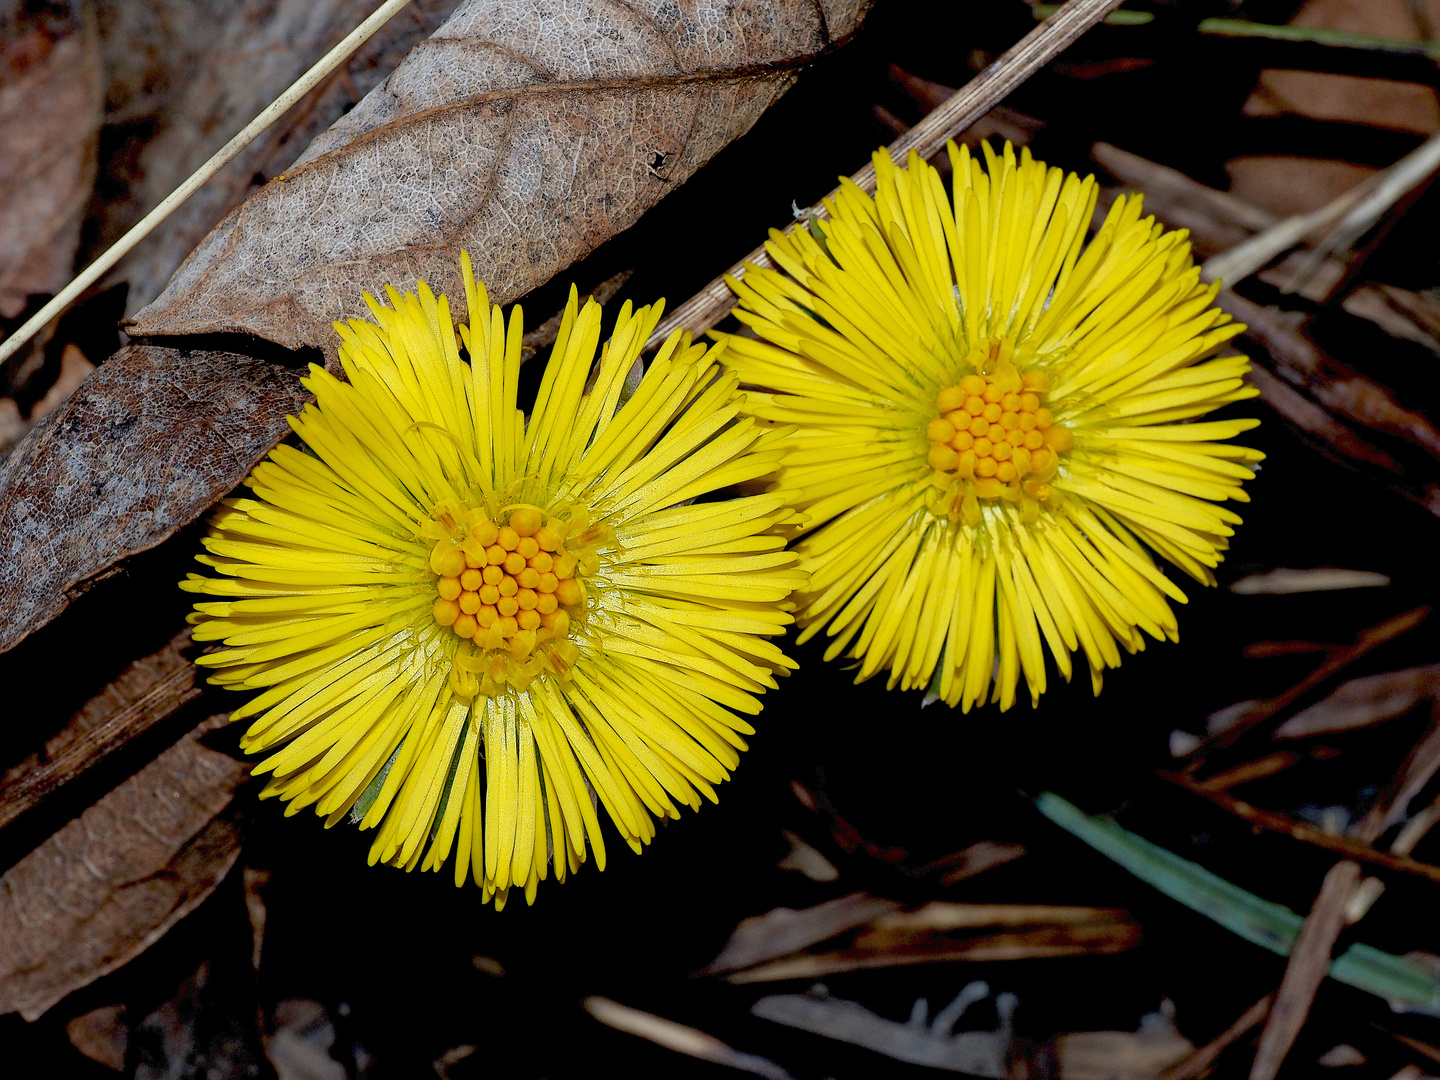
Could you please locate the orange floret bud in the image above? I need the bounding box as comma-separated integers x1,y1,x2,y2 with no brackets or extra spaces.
959,374,986,395
518,610,542,631
433,598,460,627
479,583,500,605
437,576,462,601
517,536,540,559
536,525,562,552
927,418,956,443
510,508,543,536
472,519,499,546
497,596,519,617
459,591,481,615
530,552,553,574
497,526,520,551
460,567,482,591
928,445,959,471
1044,425,1074,452
433,546,465,577
555,578,583,606
936,385,966,412
504,551,526,575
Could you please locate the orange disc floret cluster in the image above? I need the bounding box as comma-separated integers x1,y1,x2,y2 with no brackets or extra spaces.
924,342,1073,525
427,503,607,697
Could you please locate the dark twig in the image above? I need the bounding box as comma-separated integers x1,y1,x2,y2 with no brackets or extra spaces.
1183,607,1430,761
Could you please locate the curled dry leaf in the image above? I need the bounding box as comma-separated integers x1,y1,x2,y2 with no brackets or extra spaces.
752,983,1013,1076
129,0,869,351
0,2,102,319
0,345,311,654
0,714,249,1021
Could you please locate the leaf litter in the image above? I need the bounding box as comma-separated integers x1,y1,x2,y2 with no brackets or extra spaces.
8,1,1440,1076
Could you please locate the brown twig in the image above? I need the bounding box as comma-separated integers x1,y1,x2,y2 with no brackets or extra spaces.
1249,713,1440,1080
1163,774,1440,887
1183,606,1430,761
1219,290,1440,463
645,0,1128,349
1156,995,1273,1080
0,629,203,832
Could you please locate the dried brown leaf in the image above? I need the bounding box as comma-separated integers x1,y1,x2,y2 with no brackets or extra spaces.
129,0,869,352
584,997,794,1080
0,344,311,654
1055,1028,1193,1080
701,892,899,976
1275,665,1440,739
0,714,249,1021
91,0,468,315
0,628,201,831
0,2,102,319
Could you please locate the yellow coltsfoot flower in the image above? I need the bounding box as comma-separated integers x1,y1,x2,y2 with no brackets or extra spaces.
184,254,805,906
717,141,1264,712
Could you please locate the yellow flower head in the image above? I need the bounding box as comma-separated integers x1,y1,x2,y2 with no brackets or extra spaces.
184,254,804,907
717,142,1263,712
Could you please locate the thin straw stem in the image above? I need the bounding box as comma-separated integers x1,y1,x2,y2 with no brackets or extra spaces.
0,0,414,369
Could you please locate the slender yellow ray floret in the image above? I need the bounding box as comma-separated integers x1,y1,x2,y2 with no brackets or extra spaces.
717,141,1263,711
184,254,805,907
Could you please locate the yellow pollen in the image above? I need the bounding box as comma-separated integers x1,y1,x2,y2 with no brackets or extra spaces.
924,344,1070,524
427,502,604,698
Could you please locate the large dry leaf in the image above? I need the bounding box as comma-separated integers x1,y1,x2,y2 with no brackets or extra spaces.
0,345,311,654
91,0,466,315
0,714,249,1021
0,2,102,319
130,0,869,351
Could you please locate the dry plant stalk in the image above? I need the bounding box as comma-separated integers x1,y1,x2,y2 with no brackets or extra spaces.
646,0,1128,348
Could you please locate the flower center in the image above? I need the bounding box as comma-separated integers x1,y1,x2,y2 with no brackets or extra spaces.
923,339,1073,524
426,501,607,698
